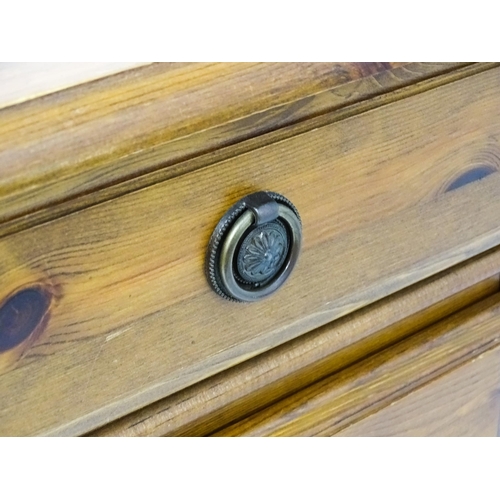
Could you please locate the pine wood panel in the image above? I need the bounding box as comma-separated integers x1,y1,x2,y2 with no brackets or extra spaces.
216,292,500,436
0,62,469,234
92,252,500,436
2,68,500,436
337,346,500,437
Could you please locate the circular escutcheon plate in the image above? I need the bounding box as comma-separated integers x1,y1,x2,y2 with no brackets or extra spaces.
236,220,289,284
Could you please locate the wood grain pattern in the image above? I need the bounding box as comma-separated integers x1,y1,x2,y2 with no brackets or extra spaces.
2,68,500,436
216,292,500,436
337,346,500,437
92,254,500,436
0,62,469,235
0,63,152,110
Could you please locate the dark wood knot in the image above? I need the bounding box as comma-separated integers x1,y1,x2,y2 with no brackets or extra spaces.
0,286,51,352
445,165,497,193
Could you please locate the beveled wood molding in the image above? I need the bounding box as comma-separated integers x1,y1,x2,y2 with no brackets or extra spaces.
215,291,500,436
0,62,478,237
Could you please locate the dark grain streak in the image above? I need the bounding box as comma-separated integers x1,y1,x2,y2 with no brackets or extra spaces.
24,352,53,359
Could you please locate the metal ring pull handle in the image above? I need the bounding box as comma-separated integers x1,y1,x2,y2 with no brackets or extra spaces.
206,191,302,302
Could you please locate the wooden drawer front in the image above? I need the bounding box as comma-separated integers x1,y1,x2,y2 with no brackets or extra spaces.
1,68,500,436
216,292,500,436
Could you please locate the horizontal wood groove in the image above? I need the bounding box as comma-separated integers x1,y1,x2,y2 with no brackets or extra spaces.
90,248,500,436
0,62,479,238
214,291,500,436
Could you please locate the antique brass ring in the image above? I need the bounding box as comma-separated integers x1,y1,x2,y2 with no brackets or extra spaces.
206,191,302,302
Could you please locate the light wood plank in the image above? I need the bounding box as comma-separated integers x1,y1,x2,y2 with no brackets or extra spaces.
0,63,151,110
216,293,500,436
2,68,500,436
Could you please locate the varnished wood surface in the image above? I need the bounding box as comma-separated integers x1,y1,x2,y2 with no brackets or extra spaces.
337,346,500,437
216,292,500,436
2,68,500,436
0,62,469,234
0,63,151,110
92,252,500,436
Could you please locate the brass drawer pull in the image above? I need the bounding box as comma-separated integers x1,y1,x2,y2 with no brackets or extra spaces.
206,191,302,302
